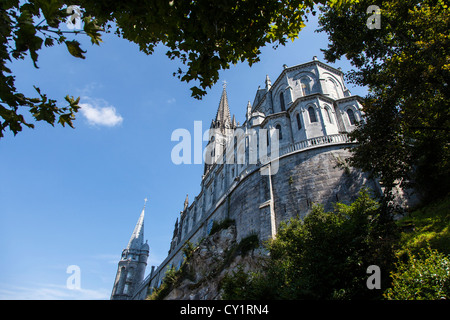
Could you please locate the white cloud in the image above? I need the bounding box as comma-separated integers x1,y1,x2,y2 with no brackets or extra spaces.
79,98,123,127
166,98,176,104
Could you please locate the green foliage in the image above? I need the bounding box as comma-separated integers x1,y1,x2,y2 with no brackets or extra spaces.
1,0,325,138
384,246,450,300
147,265,180,300
222,192,450,300
221,189,398,299
221,266,274,300
0,0,103,138
237,234,259,255
147,241,196,300
318,0,450,201
210,218,235,236
397,196,450,256
77,0,322,99
182,241,196,261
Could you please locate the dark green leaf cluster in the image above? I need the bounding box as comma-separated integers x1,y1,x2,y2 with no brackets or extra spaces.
148,241,196,300
77,0,321,99
317,0,450,202
221,189,398,299
210,218,235,236
1,0,326,138
0,0,103,138
384,246,450,300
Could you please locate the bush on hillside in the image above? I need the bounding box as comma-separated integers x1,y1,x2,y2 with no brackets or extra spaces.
384,246,450,300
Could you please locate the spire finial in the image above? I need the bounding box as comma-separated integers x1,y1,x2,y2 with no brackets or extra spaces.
144,197,148,209
222,80,227,89
265,75,272,90
184,194,189,211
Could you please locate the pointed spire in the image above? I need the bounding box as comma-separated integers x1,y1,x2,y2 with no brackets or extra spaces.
265,75,272,90
127,199,146,250
232,114,236,128
215,82,232,129
184,194,189,211
246,101,252,120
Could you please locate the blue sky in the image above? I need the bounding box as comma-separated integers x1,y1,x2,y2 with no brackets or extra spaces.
0,13,367,299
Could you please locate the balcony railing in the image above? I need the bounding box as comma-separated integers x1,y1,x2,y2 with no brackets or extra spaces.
279,133,354,157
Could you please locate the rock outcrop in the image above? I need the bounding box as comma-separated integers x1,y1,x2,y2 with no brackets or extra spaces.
162,224,265,300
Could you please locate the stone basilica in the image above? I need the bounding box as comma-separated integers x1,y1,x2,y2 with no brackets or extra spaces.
111,57,378,300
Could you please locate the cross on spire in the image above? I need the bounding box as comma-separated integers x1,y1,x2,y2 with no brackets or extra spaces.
222,80,227,89
143,197,148,209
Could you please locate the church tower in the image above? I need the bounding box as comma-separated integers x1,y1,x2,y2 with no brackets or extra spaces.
111,200,149,300
204,82,237,174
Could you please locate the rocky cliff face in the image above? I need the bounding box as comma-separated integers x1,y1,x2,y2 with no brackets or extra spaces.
161,223,265,300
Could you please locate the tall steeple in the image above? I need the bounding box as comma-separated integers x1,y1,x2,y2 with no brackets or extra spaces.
127,199,146,250
214,82,232,131
204,82,237,175
111,199,150,300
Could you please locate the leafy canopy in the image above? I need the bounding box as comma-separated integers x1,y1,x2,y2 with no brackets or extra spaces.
318,0,450,201
0,0,103,138
74,0,325,99
1,0,323,139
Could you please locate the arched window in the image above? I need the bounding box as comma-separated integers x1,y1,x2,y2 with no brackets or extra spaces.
275,124,282,140
325,107,333,123
296,113,302,130
347,108,356,125
308,106,317,123
116,266,127,295
301,78,310,96
329,78,340,99
280,92,286,111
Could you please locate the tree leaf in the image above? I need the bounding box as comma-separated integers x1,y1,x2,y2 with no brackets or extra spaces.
65,40,86,59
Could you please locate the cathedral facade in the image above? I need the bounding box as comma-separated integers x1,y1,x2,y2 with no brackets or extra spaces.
111,58,379,300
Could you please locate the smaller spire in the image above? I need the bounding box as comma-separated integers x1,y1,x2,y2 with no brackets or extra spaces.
265,75,272,90
127,201,146,250
232,115,236,128
246,101,252,120
184,194,189,211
